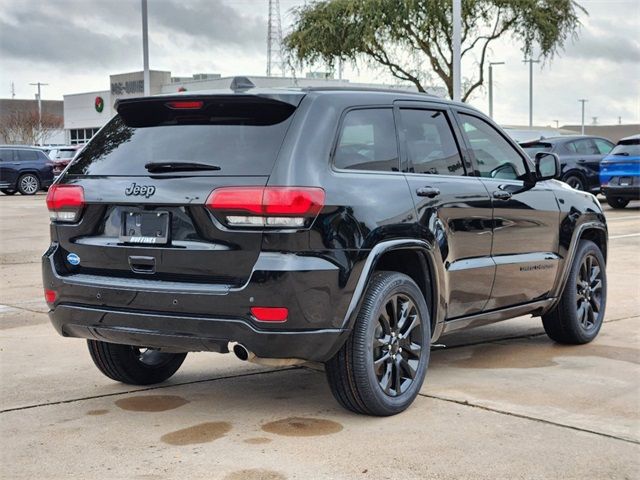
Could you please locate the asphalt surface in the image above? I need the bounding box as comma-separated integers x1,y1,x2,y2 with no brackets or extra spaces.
1,193,639,479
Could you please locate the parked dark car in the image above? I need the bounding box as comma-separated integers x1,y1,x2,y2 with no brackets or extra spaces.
519,136,614,193
51,145,84,177
600,134,640,209
0,145,54,195
43,86,608,416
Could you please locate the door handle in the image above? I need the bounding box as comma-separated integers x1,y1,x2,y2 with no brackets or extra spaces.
416,186,441,198
492,190,512,200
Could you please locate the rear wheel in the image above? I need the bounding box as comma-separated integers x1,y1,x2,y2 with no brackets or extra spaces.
87,340,187,385
563,174,585,191
542,240,606,344
606,196,629,209
1,188,16,195
17,173,40,195
325,271,430,416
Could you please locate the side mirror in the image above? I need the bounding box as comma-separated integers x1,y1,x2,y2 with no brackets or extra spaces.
535,152,560,181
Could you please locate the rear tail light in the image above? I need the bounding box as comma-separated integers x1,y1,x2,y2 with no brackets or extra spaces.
46,185,85,222
251,307,288,322
206,187,325,229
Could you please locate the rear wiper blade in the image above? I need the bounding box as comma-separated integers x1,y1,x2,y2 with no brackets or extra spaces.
145,162,221,173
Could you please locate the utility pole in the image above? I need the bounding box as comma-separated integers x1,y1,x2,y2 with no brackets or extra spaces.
578,99,588,135
553,120,559,129
452,0,461,102
11,82,15,99
488,61,504,118
29,82,48,145
523,58,540,128
141,0,150,96
618,116,622,125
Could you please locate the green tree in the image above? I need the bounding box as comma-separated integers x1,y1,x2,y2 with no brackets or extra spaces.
285,0,585,101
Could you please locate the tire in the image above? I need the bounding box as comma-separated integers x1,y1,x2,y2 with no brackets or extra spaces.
563,174,585,191
542,240,606,344
1,189,16,195
325,271,431,416
87,340,187,385
17,173,40,195
606,196,629,209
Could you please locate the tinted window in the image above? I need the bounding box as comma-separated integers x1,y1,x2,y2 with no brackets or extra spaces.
400,109,464,175
520,142,552,158
67,98,296,176
17,150,39,162
334,109,399,172
610,141,640,157
567,139,598,155
594,139,614,155
0,149,14,162
459,114,527,180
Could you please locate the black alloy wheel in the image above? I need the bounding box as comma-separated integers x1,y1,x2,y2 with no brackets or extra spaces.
373,294,423,397
575,253,603,331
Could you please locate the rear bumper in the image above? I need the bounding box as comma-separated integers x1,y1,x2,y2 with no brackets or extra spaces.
50,304,349,361
602,185,640,200
43,244,354,362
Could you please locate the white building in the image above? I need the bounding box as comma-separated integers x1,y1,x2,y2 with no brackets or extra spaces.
63,70,446,144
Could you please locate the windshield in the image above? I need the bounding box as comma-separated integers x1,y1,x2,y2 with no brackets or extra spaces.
66,98,296,176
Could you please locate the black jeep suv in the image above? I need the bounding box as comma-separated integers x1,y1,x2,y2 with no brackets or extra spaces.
42,86,608,416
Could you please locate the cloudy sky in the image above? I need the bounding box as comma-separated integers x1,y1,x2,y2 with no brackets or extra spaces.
1,0,638,127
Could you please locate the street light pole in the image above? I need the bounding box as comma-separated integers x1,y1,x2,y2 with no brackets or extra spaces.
29,82,49,145
523,58,539,128
141,0,150,96
488,61,504,119
578,99,588,135
452,0,461,102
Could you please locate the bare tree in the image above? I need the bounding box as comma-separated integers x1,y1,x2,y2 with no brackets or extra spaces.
0,110,63,145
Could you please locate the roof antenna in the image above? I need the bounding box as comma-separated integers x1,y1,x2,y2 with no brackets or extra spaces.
230,76,255,92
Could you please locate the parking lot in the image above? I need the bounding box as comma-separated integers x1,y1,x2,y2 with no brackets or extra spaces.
1,194,638,479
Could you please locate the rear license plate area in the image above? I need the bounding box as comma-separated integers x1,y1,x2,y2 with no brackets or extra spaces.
120,211,170,245
619,177,632,186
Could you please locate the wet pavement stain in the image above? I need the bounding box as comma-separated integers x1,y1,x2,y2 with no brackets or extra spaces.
261,417,343,437
243,437,272,445
86,409,109,416
115,395,190,412
446,339,640,370
161,421,232,446
224,469,286,480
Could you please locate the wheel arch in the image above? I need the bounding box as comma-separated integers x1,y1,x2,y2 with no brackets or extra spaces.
340,240,443,339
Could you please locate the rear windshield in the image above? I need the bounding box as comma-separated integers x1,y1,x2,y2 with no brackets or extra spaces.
66,97,297,176
521,142,552,157
56,150,76,159
610,141,640,157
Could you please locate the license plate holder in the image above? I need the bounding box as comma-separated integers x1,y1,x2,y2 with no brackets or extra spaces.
120,211,170,245
620,177,632,186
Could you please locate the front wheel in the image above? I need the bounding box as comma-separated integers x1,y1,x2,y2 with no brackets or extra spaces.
17,173,40,195
542,240,606,344
87,340,187,385
606,196,629,209
325,271,430,416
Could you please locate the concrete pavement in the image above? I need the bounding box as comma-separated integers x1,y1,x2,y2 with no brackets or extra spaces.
1,194,639,479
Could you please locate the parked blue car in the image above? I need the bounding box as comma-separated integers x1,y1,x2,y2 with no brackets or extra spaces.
600,134,640,209
0,145,54,195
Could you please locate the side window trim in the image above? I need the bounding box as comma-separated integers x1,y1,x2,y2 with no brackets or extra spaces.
330,105,402,174
451,109,534,180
